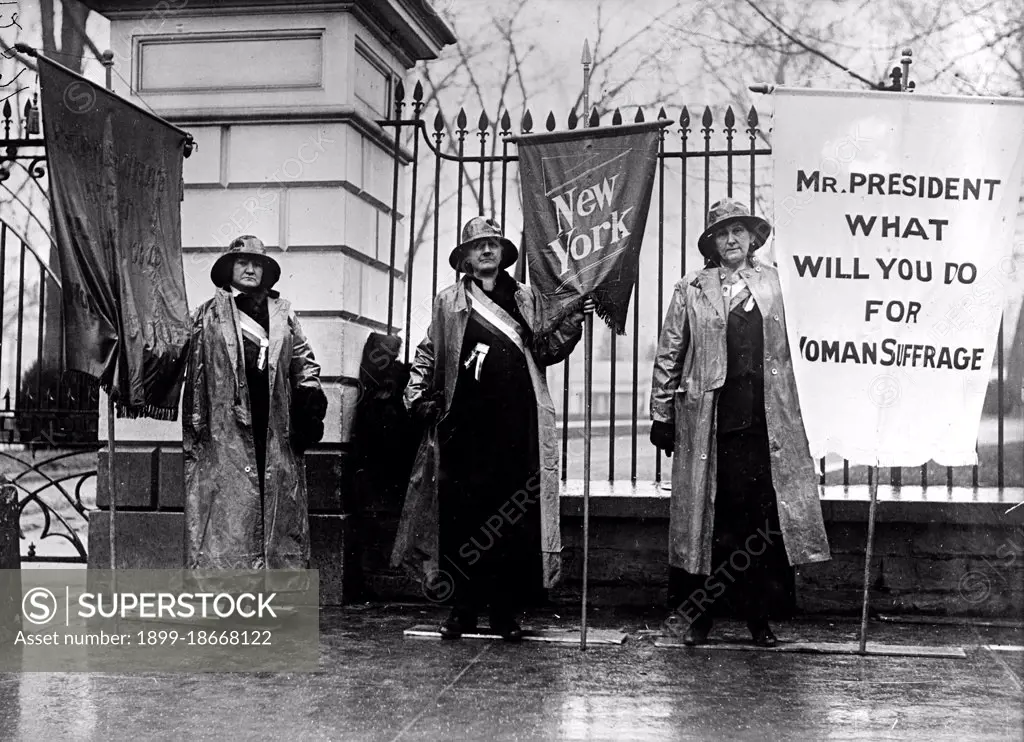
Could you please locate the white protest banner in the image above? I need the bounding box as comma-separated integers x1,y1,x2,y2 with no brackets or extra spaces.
772,88,1024,466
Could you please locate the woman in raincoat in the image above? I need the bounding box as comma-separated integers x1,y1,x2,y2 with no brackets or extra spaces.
183,235,327,570
392,217,583,641
650,199,830,646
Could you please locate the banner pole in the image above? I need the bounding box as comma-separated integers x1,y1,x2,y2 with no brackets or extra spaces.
578,38,593,653
858,465,879,653
102,51,117,573
107,393,117,570
581,309,593,651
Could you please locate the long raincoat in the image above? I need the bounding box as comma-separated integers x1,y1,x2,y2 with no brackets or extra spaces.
651,260,830,575
183,288,324,569
392,276,582,588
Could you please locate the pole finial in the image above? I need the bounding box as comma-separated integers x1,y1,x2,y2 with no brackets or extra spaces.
581,39,592,66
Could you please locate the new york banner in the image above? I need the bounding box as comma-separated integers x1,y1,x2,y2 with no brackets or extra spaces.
772,87,1024,466
515,121,667,333
39,55,191,420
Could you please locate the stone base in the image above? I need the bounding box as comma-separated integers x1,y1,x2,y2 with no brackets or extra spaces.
361,482,1024,618
87,511,357,605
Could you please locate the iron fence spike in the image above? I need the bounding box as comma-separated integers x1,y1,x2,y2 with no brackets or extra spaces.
724,105,735,129
500,110,512,132
702,106,713,128
657,106,667,120
456,108,467,130
588,108,599,127
413,81,424,101
612,108,622,125
568,108,578,129
634,107,644,123
546,111,556,131
522,110,533,132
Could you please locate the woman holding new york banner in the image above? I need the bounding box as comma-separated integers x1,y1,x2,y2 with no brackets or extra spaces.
650,198,830,646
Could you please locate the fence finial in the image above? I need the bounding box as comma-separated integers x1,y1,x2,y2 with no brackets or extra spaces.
582,39,592,127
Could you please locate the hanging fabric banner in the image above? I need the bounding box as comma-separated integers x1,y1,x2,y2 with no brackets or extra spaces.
514,120,667,333
772,87,1024,466
39,55,191,420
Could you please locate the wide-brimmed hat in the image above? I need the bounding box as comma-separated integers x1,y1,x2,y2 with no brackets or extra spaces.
210,235,281,289
696,198,772,262
448,216,519,271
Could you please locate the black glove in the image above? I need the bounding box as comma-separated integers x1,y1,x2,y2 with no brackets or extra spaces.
650,420,674,457
292,386,328,453
411,394,442,424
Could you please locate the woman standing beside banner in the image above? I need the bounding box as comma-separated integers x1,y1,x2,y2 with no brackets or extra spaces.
183,236,328,570
649,199,830,646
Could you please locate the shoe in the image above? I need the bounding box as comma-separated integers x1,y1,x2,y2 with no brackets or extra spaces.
682,618,712,646
439,609,477,640
749,621,778,648
489,615,524,643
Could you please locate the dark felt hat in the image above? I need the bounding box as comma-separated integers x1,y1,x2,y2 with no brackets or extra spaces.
696,198,772,262
448,216,519,271
210,235,281,289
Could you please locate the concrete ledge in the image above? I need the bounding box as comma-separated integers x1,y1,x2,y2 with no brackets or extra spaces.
101,447,350,513
97,447,157,508
158,448,184,509
557,482,1024,525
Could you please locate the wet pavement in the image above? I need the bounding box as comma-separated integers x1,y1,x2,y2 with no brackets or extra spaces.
0,604,1021,741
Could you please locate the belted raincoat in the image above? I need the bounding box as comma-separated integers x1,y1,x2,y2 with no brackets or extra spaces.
183,288,324,569
651,260,830,575
392,276,582,588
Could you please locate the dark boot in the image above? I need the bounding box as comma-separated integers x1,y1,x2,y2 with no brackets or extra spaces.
683,613,713,646
488,609,523,643
439,607,477,640
748,620,777,647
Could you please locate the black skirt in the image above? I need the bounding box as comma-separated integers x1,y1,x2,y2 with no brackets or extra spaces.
668,297,793,621
437,311,543,612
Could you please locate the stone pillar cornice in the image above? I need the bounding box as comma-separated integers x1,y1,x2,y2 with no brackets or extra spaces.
79,0,456,63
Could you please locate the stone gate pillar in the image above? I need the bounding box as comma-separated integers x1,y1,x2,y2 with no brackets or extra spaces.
78,0,453,602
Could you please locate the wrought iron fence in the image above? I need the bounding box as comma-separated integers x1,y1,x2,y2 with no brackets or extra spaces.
1,93,98,563
379,80,1024,492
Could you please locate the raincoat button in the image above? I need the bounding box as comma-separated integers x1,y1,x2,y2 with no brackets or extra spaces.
700,453,707,460
773,314,780,321
244,466,252,473
755,267,761,272
771,368,778,375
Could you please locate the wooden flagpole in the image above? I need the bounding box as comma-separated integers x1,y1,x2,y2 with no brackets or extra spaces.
858,466,879,653
102,51,118,571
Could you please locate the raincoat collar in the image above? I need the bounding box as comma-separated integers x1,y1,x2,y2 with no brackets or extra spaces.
691,260,774,319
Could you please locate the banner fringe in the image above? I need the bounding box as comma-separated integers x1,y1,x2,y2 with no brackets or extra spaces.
59,370,179,422
593,299,627,336
115,401,180,422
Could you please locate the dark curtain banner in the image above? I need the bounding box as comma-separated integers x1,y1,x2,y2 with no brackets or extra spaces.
39,56,190,420
515,121,666,334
